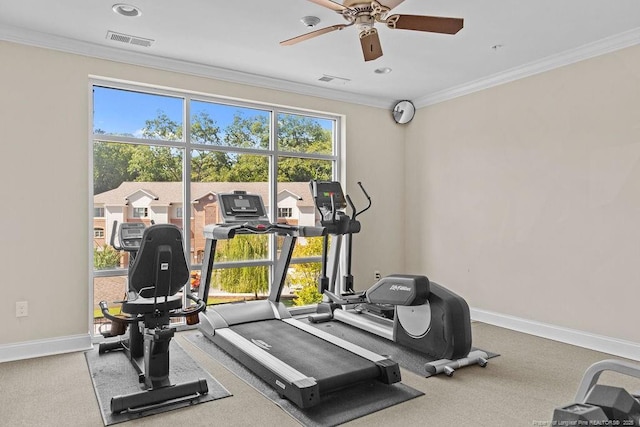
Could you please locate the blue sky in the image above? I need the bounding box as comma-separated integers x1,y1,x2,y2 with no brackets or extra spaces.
93,86,246,137
93,86,332,138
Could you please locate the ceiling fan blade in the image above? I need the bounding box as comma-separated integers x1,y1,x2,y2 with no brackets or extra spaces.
377,0,405,11
280,24,351,46
386,14,464,34
360,30,383,62
306,0,349,12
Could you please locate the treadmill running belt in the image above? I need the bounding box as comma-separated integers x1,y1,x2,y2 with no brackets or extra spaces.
230,319,380,393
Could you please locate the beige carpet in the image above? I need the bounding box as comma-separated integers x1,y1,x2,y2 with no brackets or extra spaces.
1,322,637,426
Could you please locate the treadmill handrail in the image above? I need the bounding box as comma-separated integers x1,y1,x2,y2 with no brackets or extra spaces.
203,223,325,240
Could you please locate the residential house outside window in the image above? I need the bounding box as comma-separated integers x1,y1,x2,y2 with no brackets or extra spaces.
91,80,339,334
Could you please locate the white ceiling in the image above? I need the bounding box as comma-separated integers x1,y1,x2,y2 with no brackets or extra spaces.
1,0,640,108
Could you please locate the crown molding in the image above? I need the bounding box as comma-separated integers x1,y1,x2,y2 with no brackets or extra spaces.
3,23,640,111
414,27,640,108
0,23,391,109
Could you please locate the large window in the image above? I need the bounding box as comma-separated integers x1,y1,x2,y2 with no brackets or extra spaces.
90,81,339,333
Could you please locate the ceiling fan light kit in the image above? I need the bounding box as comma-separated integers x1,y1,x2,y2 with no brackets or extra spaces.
281,0,463,62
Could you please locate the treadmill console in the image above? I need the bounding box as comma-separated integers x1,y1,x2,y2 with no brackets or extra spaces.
218,191,269,224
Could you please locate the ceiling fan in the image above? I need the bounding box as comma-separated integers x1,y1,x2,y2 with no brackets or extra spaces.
280,0,464,62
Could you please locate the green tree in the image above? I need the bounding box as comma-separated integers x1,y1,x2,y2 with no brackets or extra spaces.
190,111,232,182
128,145,182,182
93,141,137,194
142,111,182,141
224,113,269,149
278,157,332,182
191,149,231,182
216,235,269,297
277,114,332,153
94,109,334,190
94,245,121,269
225,155,269,182
290,237,325,306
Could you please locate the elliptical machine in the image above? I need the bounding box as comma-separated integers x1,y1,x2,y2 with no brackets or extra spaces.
308,180,488,376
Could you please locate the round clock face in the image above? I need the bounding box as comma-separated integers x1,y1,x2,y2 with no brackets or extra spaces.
392,100,415,124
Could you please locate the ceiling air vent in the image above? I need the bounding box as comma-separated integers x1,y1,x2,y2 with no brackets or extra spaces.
106,31,154,47
318,74,350,85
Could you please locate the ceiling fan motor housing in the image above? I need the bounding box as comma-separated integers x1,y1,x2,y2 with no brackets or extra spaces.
355,14,375,31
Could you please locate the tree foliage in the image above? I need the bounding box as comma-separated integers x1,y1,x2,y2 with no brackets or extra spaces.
290,237,325,306
214,235,269,297
94,110,333,192
93,142,137,194
94,245,121,270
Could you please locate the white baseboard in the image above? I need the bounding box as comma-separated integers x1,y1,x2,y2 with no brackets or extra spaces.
1,311,638,363
0,334,93,363
471,307,640,362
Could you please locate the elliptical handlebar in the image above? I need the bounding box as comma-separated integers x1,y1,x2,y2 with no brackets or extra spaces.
353,181,372,220
109,220,120,251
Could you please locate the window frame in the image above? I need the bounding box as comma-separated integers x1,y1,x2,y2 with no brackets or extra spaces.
88,78,342,338
277,207,293,218
132,207,149,218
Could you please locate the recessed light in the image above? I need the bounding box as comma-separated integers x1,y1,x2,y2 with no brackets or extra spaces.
112,3,141,17
301,16,321,28
374,67,392,74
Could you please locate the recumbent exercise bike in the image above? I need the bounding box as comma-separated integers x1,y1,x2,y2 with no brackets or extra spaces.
98,221,208,414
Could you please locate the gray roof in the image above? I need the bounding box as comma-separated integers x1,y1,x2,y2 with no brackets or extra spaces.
94,181,316,208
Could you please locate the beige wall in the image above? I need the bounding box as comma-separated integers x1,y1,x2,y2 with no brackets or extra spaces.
405,44,640,344
0,40,405,348
3,36,638,357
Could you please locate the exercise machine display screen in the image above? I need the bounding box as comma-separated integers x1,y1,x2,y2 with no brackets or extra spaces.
218,192,269,223
313,181,347,210
118,223,146,250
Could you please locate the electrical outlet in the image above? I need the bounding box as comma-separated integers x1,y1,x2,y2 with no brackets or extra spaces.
16,301,28,318
374,270,381,281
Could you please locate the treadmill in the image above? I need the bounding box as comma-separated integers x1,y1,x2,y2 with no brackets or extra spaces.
197,191,401,408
